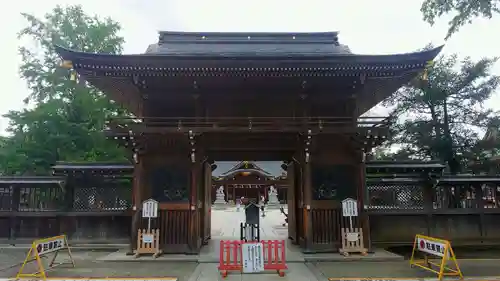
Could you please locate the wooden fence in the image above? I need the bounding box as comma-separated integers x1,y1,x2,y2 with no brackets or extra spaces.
0,183,132,243
2,173,500,248
365,176,500,246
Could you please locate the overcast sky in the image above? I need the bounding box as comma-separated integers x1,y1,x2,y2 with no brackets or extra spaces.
0,0,499,135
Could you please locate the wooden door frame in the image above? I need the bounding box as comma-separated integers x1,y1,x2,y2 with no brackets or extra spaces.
287,162,297,243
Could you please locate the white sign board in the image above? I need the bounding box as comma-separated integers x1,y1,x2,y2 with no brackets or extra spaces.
35,237,65,256
342,198,358,217
242,243,265,273
142,234,154,243
417,236,446,257
142,199,159,218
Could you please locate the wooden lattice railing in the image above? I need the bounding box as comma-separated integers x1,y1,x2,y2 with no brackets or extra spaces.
105,116,391,134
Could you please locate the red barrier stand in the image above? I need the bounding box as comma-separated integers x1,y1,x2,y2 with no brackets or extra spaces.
218,240,287,278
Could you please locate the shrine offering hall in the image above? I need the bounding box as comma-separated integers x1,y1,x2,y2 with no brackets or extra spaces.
54,31,443,254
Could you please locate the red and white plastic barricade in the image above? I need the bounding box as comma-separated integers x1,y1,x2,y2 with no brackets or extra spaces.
218,240,287,278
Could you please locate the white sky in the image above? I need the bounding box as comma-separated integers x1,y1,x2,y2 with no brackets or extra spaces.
0,0,499,135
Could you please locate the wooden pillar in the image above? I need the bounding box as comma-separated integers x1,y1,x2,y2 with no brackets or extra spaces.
205,162,212,242
128,152,144,255
474,183,486,240
134,89,147,208
133,157,146,208
358,151,371,251
10,185,20,241
287,162,297,242
423,179,435,236
297,132,313,251
188,142,203,253
303,156,313,251
188,93,202,253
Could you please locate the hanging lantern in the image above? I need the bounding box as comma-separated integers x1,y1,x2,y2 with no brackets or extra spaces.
60,60,73,69
421,60,434,82
60,60,77,82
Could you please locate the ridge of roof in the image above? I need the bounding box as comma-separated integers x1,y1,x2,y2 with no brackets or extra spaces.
219,161,272,177
157,31,340,44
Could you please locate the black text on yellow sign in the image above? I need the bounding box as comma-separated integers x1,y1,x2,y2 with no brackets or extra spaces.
409,234,463,280
16,234,75,280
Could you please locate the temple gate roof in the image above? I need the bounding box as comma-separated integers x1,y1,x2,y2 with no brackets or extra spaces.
54,31,443,116
145,31,352,56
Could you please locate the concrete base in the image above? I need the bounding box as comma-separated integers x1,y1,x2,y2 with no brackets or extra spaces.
98,250,199,262
97,245,404,263
303,249,404,262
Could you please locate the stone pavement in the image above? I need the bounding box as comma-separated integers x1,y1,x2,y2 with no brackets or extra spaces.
1,208,500,280
211,206,288,239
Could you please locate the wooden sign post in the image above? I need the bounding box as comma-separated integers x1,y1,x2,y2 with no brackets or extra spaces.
135,198,161,258
339,198,367,257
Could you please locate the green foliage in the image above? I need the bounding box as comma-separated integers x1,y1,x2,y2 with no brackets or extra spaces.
421,0,500,39
468,117,500,172
368,147,418,161
0,5,130,175
382,52,500,168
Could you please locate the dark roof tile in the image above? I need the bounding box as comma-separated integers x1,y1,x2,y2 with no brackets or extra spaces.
146,31,350,56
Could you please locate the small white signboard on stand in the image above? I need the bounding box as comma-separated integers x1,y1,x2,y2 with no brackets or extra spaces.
143,199,159,218
142,198,159,230
242,242,265,273
342,198,358,228
135,199,161,258
340,198,367,256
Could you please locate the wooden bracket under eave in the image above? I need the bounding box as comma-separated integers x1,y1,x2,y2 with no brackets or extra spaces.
360,73,366,85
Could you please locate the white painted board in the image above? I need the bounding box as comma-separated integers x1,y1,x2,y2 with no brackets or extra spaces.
142,198,159,218
242,243,265,273
417,237,447,257
342,198,358,217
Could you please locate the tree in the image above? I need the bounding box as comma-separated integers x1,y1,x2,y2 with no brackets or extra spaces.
0,5,129,175
467,117,500,173
383,53,500,170
421,0,500,39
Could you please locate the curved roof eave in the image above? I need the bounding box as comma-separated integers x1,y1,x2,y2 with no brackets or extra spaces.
54,45,444,65
220,168,273,179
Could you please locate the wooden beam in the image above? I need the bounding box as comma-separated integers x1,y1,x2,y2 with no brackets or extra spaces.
206,150,293,161
215,179,287,185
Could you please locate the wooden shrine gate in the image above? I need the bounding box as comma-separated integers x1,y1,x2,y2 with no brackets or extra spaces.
55,31,441,254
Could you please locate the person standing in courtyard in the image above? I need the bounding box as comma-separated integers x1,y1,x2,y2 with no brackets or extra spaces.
236,197,241,212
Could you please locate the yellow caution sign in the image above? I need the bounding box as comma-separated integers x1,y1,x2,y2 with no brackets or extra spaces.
16,234,75,280
409,234,463,280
